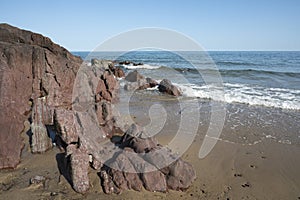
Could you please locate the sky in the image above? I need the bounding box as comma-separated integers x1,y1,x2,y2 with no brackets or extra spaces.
1,0,300,51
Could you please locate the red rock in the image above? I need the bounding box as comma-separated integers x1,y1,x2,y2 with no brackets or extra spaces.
166,158,196,191
142,170,167,192
0,23,81,168
69,146,90,193
54,109,79,144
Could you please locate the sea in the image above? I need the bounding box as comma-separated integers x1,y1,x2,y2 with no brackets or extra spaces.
72,51,300,111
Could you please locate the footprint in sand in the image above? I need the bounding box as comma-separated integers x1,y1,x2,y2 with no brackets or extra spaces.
241,182,251,188
234,173,242,177
249,164,257,169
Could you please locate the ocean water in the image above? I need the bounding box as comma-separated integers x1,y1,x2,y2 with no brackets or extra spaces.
72,51,300,110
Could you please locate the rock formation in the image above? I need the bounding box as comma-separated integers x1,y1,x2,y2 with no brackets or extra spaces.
99,124,196,194
0,23,195,195
0,23,81,168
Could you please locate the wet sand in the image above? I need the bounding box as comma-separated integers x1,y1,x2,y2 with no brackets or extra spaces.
1,93,300,199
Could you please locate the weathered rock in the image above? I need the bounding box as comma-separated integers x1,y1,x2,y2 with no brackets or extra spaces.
166,158,196,191
114,67,125,78
109,64,125,78
121,124,158,153
142,170,167,192
54,109,79,144
125,70,144,82
69,146,90,193
143,147,178,172
146,77,158,87
30,98,53,153
90,154,102,170
124,73,158,91
99,124,196,194
91,59,112,70
99,170,119,194
158,79,182,96
0,23,81,168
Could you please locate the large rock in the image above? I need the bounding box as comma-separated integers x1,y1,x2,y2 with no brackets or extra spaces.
125,70,144,82
141,171,167,192
158,79,182,96
124,70,158,91
68,145,90,193
99,124,196,194
166,158,196,191
0,23,82,169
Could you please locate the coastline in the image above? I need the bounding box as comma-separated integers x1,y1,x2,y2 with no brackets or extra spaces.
1,97,299,199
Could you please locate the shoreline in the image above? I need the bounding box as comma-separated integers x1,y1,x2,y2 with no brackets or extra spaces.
1,91,299,199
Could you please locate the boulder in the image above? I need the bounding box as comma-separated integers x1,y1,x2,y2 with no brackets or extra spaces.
109,64,125,78
125,70,144,82
141,171,167,192
146,77,158,87
91,59,112,70
68,146,90,193
99,124,196,194
158,79,182,96
121,124,158,153
114,67,125,78
166,158,196,191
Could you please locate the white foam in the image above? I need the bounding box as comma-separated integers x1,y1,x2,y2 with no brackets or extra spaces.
176,82,300,110
121,64,160,70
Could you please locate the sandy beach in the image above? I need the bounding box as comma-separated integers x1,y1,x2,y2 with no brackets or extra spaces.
1,92,300,199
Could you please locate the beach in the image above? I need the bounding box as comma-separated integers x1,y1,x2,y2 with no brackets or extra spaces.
1,84,300,199
1,43,300,199
1,0,300,198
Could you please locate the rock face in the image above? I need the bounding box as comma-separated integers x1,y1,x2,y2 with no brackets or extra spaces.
158,79,182,96
0,24,196,195
0,23,82,168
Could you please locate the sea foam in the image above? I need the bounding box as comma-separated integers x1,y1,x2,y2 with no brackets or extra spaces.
176,82,300,110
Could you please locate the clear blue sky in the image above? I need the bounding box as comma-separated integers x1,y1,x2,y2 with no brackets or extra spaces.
1,0,300,51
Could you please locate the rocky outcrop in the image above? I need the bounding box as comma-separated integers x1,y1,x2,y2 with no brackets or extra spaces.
158,79,182,96
0,24,195,195
99,124,196,194
0,23,82,168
